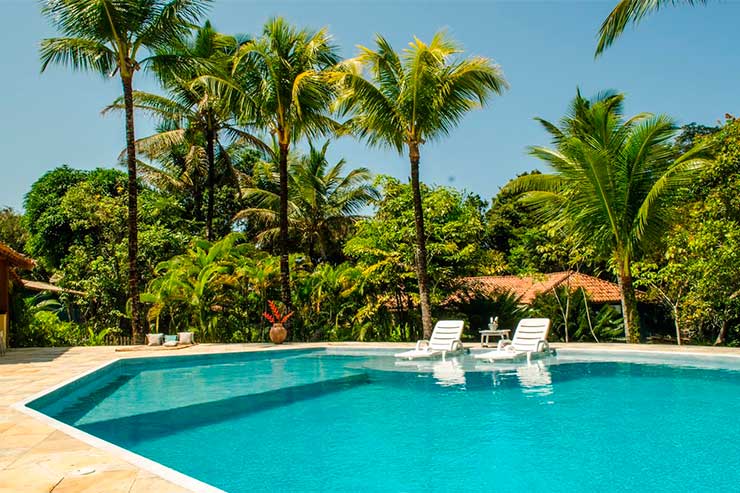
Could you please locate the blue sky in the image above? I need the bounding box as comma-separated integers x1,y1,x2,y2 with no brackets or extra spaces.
1,0,739,211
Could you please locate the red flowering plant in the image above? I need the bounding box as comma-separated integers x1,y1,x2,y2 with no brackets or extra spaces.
263,300,293,324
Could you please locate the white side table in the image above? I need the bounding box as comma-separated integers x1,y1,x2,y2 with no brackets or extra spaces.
478,329,511,347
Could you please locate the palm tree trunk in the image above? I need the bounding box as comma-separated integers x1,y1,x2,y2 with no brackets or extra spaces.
121,74,141,344
194,182,204,222
205,127,216,241
617,259,640,343
278,141,292,310
673,304,682,346
408,143,433,339
714,317,728,345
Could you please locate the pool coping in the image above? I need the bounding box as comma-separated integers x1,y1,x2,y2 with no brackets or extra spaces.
4,342,740,492
11,356,227,493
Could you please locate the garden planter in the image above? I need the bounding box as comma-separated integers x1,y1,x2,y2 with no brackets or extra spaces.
269,323,287,344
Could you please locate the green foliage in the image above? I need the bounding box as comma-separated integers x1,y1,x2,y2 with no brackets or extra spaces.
290,262,368,341
510,90,713,342
595,0,710,56
84,327,115,346
238,140,379,263
529,287,624,342
39,0,212,78
228,17,342,144
674,123,719,155
336,31,508,336
345,176,489,337
441,290,526,341
108,21,257,240
23,166,193,333
0,207,28,253
11,308,84,348
636,118,740,344
347,176,488,282
142,233,253,340
336,31,508,152
24,165,87,269
198,17,345,305
485,173,602,275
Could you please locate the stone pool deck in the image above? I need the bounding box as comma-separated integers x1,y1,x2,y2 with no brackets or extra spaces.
1,342,739,492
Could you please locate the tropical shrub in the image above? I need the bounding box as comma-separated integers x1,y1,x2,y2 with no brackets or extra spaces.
11,308,84,348
441,289,526,342
528,287,624,342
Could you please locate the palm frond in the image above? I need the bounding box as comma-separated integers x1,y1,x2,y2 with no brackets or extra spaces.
595,0,708,56
40,37,116,74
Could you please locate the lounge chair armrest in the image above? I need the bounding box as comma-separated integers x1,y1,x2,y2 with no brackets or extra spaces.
497,339,512,351
448,339,463,352
415,340,430,351
536,340,550,352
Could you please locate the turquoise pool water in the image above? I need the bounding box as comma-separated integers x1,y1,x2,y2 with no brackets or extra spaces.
29,349,740,492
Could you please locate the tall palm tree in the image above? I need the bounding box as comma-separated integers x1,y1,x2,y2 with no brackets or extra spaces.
39,0,211,342
206,18,341,309
336,32,508,337
105,21,266,239
238,141,380,263
509,90,711,342
596,0,709,55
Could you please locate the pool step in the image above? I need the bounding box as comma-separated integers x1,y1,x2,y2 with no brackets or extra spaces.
78,372,370,444
53,373,136,425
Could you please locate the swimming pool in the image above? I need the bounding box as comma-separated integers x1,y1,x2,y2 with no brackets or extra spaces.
25,348,740,492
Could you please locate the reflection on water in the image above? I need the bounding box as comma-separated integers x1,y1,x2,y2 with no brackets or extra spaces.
482,360,553,396
393,357,467,387
432,359,466,387
516,361,553,396
379,354,557,393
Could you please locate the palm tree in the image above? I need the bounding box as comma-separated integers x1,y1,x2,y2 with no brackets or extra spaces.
596,0,710,55
508,90,711,342
105,21,266,239
206,17,341,309
39,0,211,342
238,140,380,263
336,32,508,337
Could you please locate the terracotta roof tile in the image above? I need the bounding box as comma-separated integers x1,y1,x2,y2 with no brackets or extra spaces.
459,271,623,304
0,242,35,270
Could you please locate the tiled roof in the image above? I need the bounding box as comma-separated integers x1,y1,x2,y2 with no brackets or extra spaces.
458,271,623,304
0,242,35,270
20,279,85,296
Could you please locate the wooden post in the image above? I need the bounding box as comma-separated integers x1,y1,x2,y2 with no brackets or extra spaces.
0,259,8,354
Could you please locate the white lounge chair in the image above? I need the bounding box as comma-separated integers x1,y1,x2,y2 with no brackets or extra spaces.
474,318,552,362
394,320,465,360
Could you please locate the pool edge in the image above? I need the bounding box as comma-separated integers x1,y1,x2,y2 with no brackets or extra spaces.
9,342,740,493
11,355,225,493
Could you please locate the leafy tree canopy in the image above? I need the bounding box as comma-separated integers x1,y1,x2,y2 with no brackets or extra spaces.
0,207,28,253
345,175,490,299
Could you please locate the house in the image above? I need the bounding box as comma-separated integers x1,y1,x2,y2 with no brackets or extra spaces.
0,242,84,354
0,242,35,353
457,271,624,309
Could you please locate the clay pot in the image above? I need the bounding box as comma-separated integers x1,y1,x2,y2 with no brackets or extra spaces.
269,323,287,344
